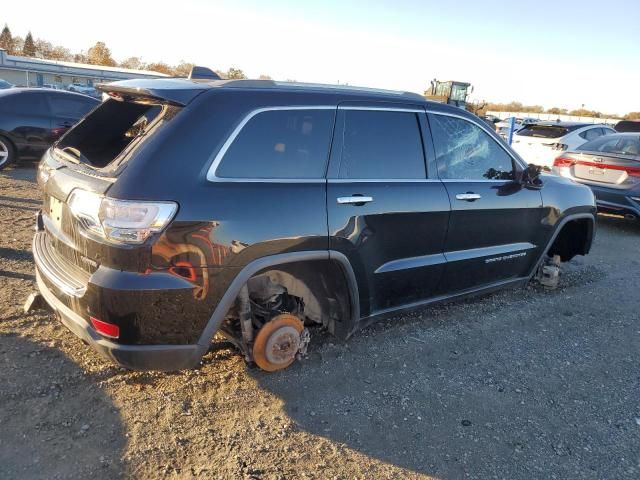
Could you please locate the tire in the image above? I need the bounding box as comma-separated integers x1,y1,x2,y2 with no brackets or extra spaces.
0,136,16,171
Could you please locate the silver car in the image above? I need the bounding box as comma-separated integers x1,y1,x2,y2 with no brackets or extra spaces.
552,133,640,220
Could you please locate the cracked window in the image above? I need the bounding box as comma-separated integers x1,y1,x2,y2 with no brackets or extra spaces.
431,114,515,180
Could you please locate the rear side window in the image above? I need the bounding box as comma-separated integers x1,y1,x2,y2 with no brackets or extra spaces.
338,110,425,179
517,125,569,138
579,127,603,141
216,109,335,179
47,94,96,118
430,114,514,180
56,99,168,169
0,92,48,115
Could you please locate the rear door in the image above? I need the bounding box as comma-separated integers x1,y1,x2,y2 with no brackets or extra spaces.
327,104,450,316
0,91,51,157
428,111,545,293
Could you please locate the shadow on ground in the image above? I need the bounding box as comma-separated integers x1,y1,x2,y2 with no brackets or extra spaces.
0,334,126,479
252,274,640,479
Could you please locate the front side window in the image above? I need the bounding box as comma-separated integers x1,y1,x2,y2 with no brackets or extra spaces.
338,110,426,179
216,109,335,179
430,114,515,180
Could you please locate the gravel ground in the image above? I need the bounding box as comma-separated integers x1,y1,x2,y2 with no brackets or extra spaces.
1,164,639,480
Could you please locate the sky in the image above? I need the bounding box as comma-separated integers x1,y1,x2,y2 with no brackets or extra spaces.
3,0,639,115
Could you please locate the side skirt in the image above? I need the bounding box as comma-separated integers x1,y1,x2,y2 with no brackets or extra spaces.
355,276,529,333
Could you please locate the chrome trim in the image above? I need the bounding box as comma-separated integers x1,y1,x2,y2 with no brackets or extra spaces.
426,110,528,170
206,105,335,183
32,232,88,297
445,242,536,263
328,178,440,183
441,178,514,183
337,195,374,205
338,105,424,113
456,193,482,201
375,253,446,274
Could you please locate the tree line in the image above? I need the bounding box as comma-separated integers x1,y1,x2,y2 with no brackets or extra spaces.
481,101,638,121
0,23,260,80
1,23,638,119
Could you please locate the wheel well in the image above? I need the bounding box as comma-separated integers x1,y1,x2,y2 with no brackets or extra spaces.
547,218,593,262
0,134,16,152
250,259,355,339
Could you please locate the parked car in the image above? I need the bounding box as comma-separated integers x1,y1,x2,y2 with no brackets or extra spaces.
0,88,98,170
552,133,640,220
481,114,501,126
615,120,640,133
67,82,96,95
30,78,596,372
0,79,14,89
496,117,538,139
512,122,616,168
40,84,64,90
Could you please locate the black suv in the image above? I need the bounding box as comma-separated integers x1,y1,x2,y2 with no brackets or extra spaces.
31,78,596,371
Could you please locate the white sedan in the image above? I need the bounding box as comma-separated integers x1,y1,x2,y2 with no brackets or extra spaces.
511,122,616,168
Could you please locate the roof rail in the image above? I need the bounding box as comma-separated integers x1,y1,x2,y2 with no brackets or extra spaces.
188,66,221,80
273,81,423,99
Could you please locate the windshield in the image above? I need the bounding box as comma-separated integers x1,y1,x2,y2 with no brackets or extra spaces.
450,84,468,102
578,135,640,155
516,125,569,139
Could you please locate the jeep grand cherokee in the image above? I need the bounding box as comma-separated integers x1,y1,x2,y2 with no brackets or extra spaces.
31,77,596,371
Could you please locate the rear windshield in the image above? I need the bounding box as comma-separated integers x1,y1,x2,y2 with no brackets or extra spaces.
615,121,640,133
578,135,640,155
55,99,179,170
516,125,569,138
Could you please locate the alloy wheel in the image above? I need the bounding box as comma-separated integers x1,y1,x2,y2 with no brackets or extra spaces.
0,139,8,167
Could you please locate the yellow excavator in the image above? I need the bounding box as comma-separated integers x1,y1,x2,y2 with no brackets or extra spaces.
424,79,473,109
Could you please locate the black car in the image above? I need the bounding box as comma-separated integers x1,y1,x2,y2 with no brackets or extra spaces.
0,88,98,170
30,77,596,372
553,133,640,219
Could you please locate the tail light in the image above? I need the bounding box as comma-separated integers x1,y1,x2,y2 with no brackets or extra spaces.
68,189,178,245
90,317,120,339
553,158,640,177
554,156,575,168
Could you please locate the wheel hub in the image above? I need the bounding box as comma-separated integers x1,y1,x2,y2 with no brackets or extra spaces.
252,313,304,371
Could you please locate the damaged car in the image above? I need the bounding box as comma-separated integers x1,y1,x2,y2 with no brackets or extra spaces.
29,74,596,371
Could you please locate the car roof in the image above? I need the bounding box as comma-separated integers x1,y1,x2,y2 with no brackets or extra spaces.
98,77,434,105
0,87,98,101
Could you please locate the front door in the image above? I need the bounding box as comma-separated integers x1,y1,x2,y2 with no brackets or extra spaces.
427,112,545,293
327,104,450,317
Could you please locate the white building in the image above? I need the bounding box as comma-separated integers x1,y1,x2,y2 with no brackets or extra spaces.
0,48,168,88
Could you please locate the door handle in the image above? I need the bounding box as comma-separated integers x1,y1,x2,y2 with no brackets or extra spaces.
337,195,373,205
455,193,482,201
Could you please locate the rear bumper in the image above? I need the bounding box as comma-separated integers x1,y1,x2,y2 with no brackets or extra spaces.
588,185,640,218
35,269,205,370
32,224,208,371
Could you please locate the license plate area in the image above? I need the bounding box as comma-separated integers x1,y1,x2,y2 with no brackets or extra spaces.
49,196,64,231
574,164,622,184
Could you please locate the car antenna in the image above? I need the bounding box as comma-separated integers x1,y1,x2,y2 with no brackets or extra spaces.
188,66,222,80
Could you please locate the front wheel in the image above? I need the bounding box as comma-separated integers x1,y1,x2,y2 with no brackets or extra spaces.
0,136,16,171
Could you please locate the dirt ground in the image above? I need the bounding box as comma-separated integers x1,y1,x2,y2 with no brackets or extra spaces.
1,164,639,480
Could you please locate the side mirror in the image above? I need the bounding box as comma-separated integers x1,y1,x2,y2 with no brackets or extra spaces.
520,163,544,188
